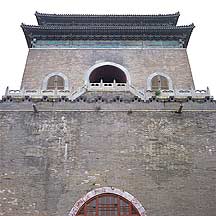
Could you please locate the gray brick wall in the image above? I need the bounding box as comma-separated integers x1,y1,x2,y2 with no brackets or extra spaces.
1,109,216,216
21,48,194,91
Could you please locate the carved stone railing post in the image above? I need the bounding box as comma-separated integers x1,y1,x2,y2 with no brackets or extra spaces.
5,86,9,96
207,86,210,95
100,79,103,87
113,79,116,88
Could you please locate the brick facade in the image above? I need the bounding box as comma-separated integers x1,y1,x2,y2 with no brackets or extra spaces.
0,108,216,216
21,48,194,91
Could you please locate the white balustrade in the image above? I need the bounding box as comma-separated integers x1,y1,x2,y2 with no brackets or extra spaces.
88,82,128,91
2,86,213,102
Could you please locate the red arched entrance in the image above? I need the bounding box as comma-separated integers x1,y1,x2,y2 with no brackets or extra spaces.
68,187,146,216
76,193,140,216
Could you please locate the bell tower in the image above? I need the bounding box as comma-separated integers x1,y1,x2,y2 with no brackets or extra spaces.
1,12,216,216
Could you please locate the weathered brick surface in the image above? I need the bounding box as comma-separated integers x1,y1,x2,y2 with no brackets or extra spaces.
1,109,216,216
21,48,194,91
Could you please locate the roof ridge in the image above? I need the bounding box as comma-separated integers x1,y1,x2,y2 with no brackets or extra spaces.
35,11,180,17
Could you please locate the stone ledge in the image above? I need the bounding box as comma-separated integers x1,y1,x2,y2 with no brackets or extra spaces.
0,100,216,112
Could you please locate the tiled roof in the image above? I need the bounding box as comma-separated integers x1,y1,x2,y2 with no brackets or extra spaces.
35,11,180,26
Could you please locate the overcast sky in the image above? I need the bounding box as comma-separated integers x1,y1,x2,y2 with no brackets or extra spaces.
0,0,215,97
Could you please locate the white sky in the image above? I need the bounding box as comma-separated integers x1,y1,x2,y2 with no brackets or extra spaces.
0,0,215,97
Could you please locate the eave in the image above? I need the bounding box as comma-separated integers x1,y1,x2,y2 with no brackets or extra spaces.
21,23,194,48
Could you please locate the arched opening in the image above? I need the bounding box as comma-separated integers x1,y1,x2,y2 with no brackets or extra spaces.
89,65,127,83
77,193,140,216
151,75,169,91
68,187,146,216
47,75,64,90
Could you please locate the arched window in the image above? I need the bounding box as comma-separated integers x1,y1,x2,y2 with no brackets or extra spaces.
76,193,140,216
47,75,64,90
151,75,169,91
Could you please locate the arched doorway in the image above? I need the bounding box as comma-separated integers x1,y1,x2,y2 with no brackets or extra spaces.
68,187,146,216
76,193,140,216
89,65,127,83
85,62,131,85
